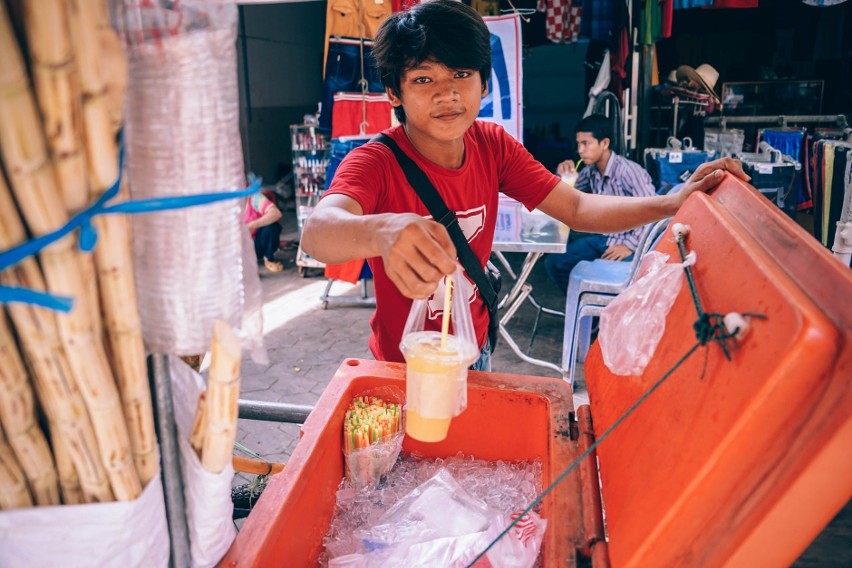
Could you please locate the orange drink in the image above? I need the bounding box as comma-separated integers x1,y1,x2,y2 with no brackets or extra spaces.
400,331,476,442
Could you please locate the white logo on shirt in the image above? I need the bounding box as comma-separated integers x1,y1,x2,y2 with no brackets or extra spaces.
425,205,486,321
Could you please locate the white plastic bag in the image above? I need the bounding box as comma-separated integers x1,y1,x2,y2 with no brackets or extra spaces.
599,250,695,376
0,470,169,568
348,469,545,568
399,265,479,430
170,358,237,568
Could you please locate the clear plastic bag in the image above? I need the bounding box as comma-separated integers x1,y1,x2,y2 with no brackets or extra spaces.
343,387,405,489
399,265,479,441
598,250,695,376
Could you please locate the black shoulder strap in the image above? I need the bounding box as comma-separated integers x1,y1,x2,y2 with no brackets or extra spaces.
372,133,497,310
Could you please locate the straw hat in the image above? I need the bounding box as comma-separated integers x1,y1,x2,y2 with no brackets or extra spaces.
676,64,720,102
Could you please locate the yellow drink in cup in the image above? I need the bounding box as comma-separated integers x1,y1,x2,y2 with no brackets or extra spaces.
401,331,476,442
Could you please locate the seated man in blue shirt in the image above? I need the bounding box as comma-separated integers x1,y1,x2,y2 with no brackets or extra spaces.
545,114,656,293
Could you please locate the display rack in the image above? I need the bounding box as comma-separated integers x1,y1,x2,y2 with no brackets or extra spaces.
290,124,329,276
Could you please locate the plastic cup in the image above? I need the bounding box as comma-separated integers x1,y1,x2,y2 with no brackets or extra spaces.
401,331,476,443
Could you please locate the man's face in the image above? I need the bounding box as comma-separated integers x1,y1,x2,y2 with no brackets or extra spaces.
389,59,485,146
576,131,608,166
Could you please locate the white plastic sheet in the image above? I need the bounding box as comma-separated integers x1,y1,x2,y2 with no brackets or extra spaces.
0,470,169,568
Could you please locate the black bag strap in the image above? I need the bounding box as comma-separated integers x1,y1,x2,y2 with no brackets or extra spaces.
372,133,498,310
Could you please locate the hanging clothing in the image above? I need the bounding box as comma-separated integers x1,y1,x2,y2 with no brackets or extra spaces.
661,0,673,37
472,0,500,17
761,129,811,210
391,0,421,11
709,0,759,7
580,0,616,41
538,0,583,44
642,0,662,45
673,0,713,8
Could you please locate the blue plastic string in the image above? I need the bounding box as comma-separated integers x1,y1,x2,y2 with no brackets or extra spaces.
0,142,261,311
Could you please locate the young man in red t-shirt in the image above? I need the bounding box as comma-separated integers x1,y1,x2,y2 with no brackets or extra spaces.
301,0,747,370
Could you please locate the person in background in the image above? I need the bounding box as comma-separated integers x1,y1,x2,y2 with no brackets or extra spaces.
544,114,657,294
245,192,284,272
301,0,747,371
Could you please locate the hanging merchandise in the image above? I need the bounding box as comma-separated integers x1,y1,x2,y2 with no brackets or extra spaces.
472,0,501,17
538,0,582,44
326,0,392,39
320,37,385,133
479,15,524,142
708,0,759,7
579,0,617,41
644,138,717,193
736,142,802,220
704,127,745,157
114,2,265,358
675,64,720,103
760,128,811,210
672,0,713,8
392,0,422,11
331,92,392,139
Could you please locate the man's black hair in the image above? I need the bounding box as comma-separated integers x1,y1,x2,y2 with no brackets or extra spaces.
575,114,614,144
372,0,491,123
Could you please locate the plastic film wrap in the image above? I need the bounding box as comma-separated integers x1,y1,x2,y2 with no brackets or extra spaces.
115,2,264,358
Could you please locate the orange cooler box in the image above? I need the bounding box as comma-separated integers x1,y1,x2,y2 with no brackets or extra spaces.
222,361,586,566
222,175,851,567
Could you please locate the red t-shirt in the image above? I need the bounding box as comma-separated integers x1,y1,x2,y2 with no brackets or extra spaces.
323,121,559,362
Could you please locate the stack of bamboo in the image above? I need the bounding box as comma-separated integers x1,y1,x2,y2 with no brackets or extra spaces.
0,0,157,508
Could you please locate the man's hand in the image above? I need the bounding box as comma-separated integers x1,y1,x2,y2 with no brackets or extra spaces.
556,160,577,176
677,157,750,204
376,213,458,300
601,243,633,261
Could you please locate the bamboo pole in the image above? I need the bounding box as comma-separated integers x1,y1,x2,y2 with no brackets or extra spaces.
22,0,88,213
66,0,158,485
0,170,113,503
0,433,33,510
49,427,85,505
202,321,242,474
0,2,141,501
0,313,60,506
190,391,207,458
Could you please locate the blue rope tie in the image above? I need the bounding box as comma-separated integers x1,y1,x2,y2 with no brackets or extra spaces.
0,141,261,311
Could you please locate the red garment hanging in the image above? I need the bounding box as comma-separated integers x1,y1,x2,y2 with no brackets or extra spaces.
708,0,759,7
661,0,673,37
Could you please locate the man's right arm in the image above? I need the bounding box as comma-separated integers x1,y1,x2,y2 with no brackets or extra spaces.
301,194,458,299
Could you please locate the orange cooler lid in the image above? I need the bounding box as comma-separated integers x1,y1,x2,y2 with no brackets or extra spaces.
584,176,852,568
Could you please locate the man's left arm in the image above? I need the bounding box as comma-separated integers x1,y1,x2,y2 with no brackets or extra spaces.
536,158,750,236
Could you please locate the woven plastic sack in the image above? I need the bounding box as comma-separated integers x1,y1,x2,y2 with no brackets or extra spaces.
598,250,695,376
114,1,265,360
170,358,237,568
0,471,169,568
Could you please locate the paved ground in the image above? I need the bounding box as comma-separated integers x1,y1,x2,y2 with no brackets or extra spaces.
232,213,850,566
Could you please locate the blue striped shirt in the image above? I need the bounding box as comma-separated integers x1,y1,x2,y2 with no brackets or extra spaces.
575,152,656,250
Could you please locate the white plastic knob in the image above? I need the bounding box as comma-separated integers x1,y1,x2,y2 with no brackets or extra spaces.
672,223,690,238
723,312,749,339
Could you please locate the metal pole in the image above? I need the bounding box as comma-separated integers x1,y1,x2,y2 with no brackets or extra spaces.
705,114,847,126
238,399,313,424
149,354,191,568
